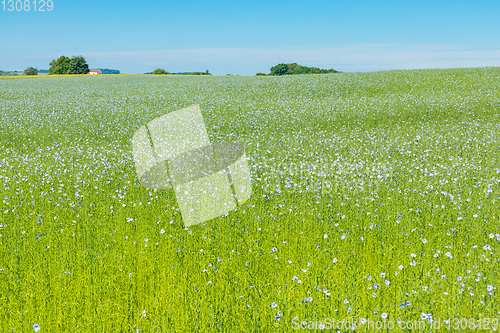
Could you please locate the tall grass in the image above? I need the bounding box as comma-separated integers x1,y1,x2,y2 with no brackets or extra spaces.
1,67,500,332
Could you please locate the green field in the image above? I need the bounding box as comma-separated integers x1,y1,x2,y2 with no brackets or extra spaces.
1,67,500,332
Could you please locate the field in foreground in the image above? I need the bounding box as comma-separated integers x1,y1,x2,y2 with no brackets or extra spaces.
1,68,500,332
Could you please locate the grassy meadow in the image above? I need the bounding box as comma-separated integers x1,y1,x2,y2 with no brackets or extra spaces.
1,67,500,332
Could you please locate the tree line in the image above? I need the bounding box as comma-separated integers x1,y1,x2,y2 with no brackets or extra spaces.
10,56,121,76
97,68,120,74
147,68,211,75
257,63,340,76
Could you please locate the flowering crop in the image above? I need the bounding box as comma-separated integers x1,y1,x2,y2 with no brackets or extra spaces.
0,68,500,332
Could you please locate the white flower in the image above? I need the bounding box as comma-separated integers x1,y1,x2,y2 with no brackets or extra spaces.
160,229,165,234
333,258,338,263
381,313,387,319
33,324,41,332
324,234,328,239
487,285,494,291
142,309,146,317
398,265,404,270
271,302,277,309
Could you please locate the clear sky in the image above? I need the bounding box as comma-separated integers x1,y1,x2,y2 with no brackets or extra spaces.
1,0,499,74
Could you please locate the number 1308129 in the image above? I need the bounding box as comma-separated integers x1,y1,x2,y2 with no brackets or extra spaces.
2,0,53,11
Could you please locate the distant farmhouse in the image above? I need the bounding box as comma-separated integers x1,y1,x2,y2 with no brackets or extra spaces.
88,69,102,75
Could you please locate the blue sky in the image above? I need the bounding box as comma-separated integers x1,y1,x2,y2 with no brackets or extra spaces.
1,0,499,74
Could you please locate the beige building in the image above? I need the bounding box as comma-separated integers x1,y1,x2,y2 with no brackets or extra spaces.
88,69,102,75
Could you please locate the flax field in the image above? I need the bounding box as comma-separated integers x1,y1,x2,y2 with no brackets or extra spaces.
1,67,500,332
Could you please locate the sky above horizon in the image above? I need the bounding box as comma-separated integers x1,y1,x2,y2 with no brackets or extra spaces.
1,0,499,75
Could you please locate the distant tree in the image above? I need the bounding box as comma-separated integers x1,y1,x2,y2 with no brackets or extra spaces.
49,56,70,74
255,72,267,76
67,56,89,74
49,55,89,74
269,63,340,76
205,69,210,75
153,68,167,75
270,63,289,76
24,67,38,75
